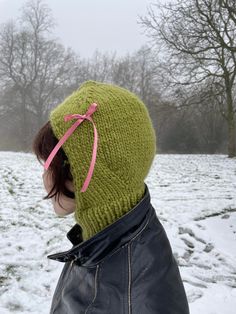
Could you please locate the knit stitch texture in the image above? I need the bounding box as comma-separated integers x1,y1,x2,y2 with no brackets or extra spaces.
49,80,157,241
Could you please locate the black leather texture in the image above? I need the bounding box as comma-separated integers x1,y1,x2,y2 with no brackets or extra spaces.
47,183,190,314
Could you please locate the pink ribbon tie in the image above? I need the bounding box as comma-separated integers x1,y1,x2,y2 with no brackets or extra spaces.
44,102,98,192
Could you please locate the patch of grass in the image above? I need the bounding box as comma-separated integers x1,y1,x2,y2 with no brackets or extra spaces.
12,176,18,182
27,206,35,213
8,187,15,195
0,275,8,285
5,264,17,276
7,301,24,312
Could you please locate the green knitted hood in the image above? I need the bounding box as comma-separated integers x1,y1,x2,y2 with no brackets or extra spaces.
49,80,157,241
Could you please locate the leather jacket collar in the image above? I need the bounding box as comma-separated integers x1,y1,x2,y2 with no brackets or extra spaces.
47,183,154,267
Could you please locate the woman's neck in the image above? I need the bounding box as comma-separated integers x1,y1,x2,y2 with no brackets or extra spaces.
74,182,146,241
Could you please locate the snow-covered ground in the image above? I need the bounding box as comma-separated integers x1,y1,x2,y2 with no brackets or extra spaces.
0,152,235,314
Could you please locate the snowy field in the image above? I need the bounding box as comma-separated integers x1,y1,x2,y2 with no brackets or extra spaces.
0,151,235,314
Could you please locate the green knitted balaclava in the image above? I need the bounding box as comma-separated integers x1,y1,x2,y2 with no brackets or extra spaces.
49,80,157,241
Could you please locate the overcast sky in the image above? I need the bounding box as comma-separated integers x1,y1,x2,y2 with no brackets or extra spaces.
0,0,156,58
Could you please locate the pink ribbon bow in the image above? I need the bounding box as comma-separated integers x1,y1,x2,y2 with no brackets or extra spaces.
44,103,98,193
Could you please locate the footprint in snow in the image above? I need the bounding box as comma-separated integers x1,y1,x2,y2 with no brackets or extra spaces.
187,288,203,303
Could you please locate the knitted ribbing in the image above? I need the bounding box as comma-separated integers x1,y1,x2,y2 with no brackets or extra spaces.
49,80,157,241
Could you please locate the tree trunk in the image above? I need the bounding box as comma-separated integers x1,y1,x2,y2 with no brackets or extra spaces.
228,113,236,157
226,84,236,157
20,92,28,151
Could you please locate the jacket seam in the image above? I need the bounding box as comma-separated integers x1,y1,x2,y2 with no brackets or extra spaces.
98,210,153,267
84,264,100,314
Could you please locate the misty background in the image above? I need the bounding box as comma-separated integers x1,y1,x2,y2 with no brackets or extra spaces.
0,0,235,156
0,2,236,313
0,0,151,58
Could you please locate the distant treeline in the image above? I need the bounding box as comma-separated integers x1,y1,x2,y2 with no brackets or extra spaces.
0,0,229,154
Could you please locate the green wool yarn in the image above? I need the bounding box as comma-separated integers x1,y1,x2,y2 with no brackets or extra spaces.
49,80,157,241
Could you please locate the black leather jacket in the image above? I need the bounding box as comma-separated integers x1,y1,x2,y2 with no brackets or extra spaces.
47,184,190,314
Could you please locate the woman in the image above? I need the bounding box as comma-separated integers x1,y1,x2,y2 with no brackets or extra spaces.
32,80,190,314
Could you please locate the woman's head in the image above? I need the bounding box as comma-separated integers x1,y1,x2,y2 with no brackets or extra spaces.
33,80,157,240
32,120,75,210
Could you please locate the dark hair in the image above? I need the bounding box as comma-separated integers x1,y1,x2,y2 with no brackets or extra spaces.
32,120,75,209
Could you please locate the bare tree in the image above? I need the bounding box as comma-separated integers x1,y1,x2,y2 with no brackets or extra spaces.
111,45,162,101
139,0,236,157
0,0,77,150
85,49,117,83
111,52,138,91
